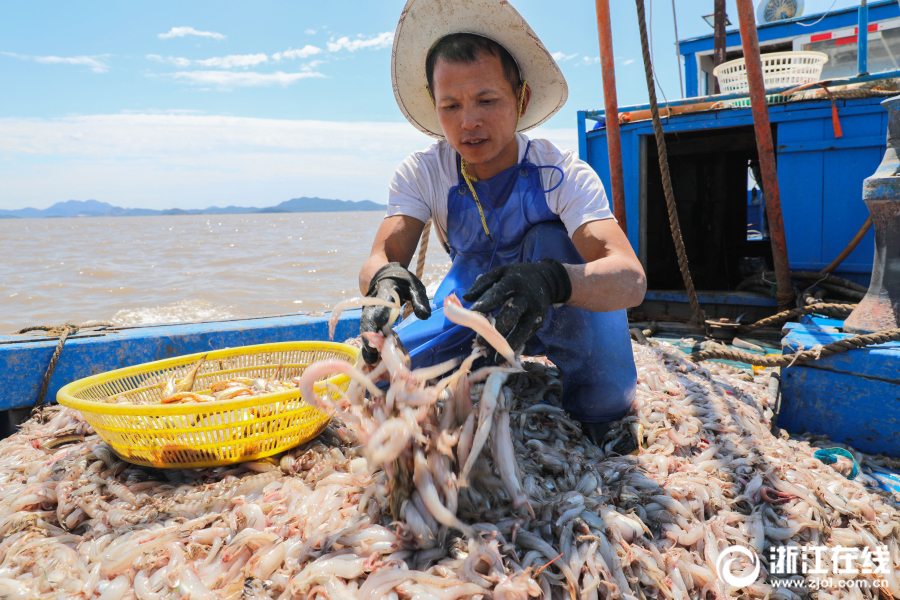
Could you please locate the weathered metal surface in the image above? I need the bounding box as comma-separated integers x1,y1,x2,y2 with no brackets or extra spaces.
594,0,627,233
637,291,777,323
859,0,870,76
845,96,900,333
0,310,362,411
736,0,793,309
780,319,900,457
644,291,778,306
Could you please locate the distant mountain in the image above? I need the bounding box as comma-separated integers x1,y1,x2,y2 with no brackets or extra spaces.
258,197,384,213
0,197,385,219
43,199,119,218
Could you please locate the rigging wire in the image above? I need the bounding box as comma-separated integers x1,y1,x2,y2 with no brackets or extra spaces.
647,0,671,118
671,0,684,97
797,0,839,26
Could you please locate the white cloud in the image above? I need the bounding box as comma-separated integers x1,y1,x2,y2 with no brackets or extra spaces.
168,70,326,87
302,60,325,72
158,26,225,41
148,53,269,69
305,28,317,35
144,32,389,91
272,45,322,61
148,47,321,72
1,52,109,73
623,59,635,66
551,52,579,62
0,114,432,208
146,54,192,67
195,53,269,69
120,108,205,115
0,113,576,210
581,56,601,64
327,32,393,52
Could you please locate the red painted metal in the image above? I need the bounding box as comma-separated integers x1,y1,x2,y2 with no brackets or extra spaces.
594,0,627,233
735,0,794,309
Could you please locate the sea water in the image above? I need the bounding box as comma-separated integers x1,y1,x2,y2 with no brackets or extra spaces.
0,212,450,333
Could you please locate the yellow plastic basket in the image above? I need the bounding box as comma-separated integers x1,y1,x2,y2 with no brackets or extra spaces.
57,342,360,469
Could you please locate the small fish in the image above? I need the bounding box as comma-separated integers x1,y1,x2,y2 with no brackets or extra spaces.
328,296,399,340
175,355,207,394
160,392,216,404
160,355,207,401
443,294,521,368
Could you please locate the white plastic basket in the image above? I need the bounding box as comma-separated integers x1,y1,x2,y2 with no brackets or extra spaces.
713,51,828,94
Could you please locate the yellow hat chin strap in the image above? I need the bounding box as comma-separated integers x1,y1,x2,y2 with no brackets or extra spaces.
458,81,528,242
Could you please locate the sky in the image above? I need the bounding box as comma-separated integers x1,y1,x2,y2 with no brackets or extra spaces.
0,0,868,210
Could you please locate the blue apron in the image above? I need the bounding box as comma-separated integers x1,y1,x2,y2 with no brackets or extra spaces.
395,142,636,424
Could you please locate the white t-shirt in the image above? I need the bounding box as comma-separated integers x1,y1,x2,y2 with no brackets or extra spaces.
385,133,614,250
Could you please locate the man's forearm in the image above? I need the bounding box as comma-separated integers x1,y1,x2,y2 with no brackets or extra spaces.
563,256,647,313
360,216,426,295
359,255,391,295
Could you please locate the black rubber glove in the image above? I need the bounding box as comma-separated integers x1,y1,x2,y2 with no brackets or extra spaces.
462,259,572,361
361,262,431,365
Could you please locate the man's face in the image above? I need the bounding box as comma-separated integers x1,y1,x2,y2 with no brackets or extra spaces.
432,52,525,167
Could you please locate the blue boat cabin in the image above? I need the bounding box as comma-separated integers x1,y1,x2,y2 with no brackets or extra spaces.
578,1,900,321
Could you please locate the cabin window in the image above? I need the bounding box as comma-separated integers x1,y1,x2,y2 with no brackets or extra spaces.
802,28,900,78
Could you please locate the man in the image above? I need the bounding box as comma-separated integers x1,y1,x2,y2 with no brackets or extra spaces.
358,0,646,444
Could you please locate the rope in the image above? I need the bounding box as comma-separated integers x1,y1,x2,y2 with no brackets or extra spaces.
739,303,856,332
15,321,111,335
415,219,432,281
822,216,873,274
459,162,494,242
634,0,708,333
790,271,868,293
814,447,860,480
788,88,898,101
13,321,112,409
690,327,900,367
737,271,867,296
403,220,433,319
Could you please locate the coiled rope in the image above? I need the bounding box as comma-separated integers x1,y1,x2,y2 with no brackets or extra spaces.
13,321,112,409
635,0,708,333
690,327,900,367
739,303,856,332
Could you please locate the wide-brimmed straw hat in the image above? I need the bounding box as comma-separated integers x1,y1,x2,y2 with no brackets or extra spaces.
391,0,568,139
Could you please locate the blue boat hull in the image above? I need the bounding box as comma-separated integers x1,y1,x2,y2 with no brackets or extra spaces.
781,317,900,457
0,310,362,412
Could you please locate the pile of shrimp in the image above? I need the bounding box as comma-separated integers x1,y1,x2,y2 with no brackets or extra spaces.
1,294,900,599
